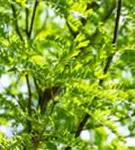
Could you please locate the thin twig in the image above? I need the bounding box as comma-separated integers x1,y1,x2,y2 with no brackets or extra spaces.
25,0,29,34
26,74,32,116
28,0,39,38
75,113,90,137
11,3,24,41
99,0,122,85
25,74,32,133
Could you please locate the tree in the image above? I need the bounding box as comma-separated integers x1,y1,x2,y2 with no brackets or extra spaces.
0,0,135,149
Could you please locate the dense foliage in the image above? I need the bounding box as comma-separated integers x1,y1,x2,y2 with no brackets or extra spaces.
0,0,135,149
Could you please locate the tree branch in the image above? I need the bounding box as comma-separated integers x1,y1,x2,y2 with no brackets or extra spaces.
25,0,29,34
28,0,39,38
11,3,24,41
73,0,123,140
11,1,33,133
25,74,32,132
99,0,122,85
24,0,39,117
75,113,90,137
26,74,32,116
